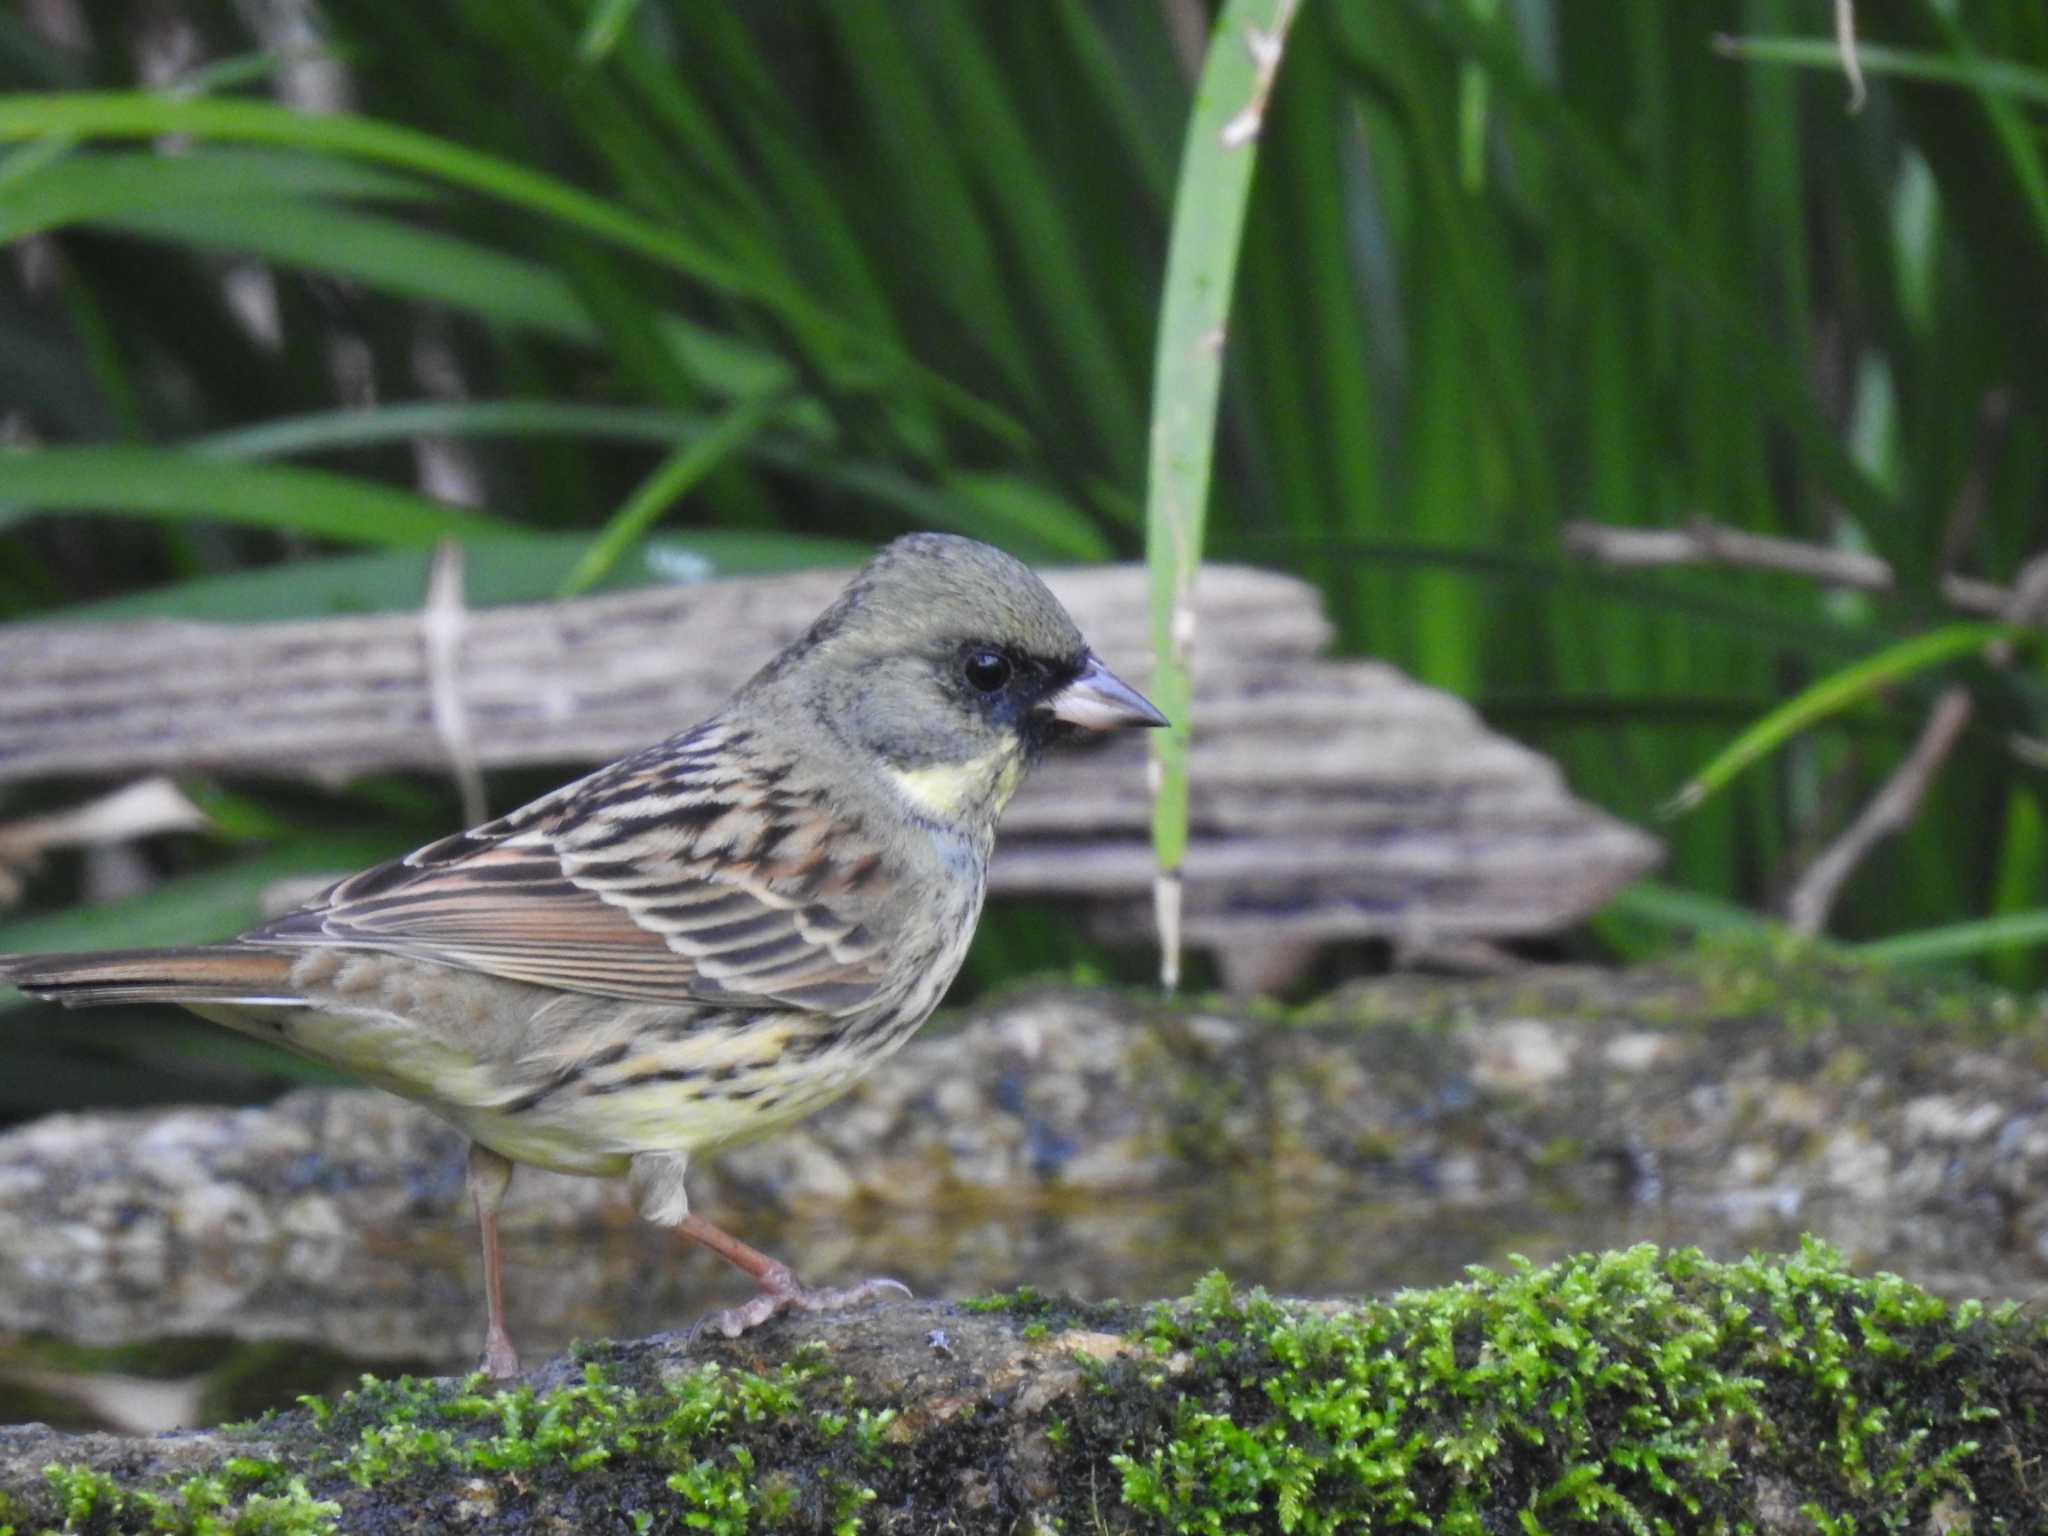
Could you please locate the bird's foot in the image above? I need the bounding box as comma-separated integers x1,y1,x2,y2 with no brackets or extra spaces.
478,1325,521,1380
694,1264,911,1341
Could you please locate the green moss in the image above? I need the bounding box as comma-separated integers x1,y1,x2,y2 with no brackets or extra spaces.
1293,934,2046,1049
35,1460,340,1535
22,1347,886,1534
12,1241,2047,1533
309,1346,877,1529
958,1283,1123,1333
1674,934,2041,1043
1067,1239,2039,1534
961,1283,1068,1323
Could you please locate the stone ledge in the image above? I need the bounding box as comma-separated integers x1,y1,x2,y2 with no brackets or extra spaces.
2,1244,2041,1534
7,945,2048,1309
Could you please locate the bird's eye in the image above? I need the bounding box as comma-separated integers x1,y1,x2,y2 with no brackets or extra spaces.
963,648,1012,693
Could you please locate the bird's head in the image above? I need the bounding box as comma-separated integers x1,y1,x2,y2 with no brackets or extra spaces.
756,533,1165,828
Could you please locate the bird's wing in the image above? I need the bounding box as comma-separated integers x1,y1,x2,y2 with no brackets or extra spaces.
246,728,892,1014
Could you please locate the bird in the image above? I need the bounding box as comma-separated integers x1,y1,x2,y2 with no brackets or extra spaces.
0,533,1166,1378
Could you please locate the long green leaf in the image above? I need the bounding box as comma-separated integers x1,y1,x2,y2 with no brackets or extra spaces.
0,447,515,545
576,0,646,63
1599,880,1781,938
0,146,430,243
0,91,1023,443
185,399,1041,553
1855,911,2048,968
945,473,1113,563
559,391,782,597
1716,34,2048,106
52,530,866,624
193,401,708,460
0,92,761,293
1146,0,1302,990
1665,623,2024,816
0,834,406,963
109,197,594,337
1916,3,2048,254
1404,4,1900,531
92,197,799,408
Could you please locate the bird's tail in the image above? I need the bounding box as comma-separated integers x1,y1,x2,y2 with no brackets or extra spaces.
0,947,304,1009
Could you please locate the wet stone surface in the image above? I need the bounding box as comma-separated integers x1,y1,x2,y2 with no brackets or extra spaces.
4,940,2048,1427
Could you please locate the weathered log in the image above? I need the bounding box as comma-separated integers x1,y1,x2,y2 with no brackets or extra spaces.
0,565,1323,781
0,564,1659,949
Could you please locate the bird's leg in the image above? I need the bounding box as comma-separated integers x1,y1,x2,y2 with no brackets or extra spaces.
674,1213,911,1340
466,1143,521,1379
630,1150,907,1340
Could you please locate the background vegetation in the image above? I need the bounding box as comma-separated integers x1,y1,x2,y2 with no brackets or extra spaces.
3,0,2047,1111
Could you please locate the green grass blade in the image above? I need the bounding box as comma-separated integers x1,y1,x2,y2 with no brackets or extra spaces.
0,91,1020,443
1665,622,2024,816
916,3,1141,473
1987,786,2046,989
0,91,759,292
51,530,865,624
0,835,406,963
1716,34,2048,106
1146,0,1303,990
0,147,430,243
1600,880,1781,938
1916,3,2048,251
185,399,1030,552
576,0,645,63
165,44,360,99
192,401,710,459
0,447,516,546
1047,0,1176,201
943,473,1114,563
818,1,1044,418
1855,911,2048,968
104,197,594,337
96,200,801,405
558,391,782,597
1407,4,1898,530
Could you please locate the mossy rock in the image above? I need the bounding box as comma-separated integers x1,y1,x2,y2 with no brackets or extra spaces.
3,1239,2043,1533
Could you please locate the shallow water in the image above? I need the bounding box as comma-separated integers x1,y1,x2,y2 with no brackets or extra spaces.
4,1175,2039,1433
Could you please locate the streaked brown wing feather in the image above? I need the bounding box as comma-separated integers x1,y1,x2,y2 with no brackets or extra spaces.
246,725,890,1014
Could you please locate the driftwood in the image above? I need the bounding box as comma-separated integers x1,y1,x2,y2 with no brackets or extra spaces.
0,567,1321,780
0,564,1658,952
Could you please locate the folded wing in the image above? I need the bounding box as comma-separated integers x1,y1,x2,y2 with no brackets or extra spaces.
247,727,890,1015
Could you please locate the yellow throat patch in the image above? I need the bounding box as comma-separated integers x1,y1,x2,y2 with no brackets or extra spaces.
886,743,1025,822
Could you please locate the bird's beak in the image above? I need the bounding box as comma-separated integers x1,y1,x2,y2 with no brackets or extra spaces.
1044,654,1169,730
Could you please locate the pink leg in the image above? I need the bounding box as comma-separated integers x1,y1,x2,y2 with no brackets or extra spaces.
467,1144,521,1379
675,1213,909,1340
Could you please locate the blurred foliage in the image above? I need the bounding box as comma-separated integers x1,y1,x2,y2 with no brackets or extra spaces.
2,0,2048,1066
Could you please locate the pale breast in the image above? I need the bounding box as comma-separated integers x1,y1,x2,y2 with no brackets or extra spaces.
189,819,990,1178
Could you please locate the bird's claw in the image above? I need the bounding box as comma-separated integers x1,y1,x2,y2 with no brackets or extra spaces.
479,1326,522,1381
694,1275,912,1341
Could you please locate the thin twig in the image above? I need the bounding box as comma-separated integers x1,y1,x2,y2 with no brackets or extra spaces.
1835,0,1866,113
1561,517,1893,591
1562,516,2027,622
1784,688,1972,935
1783,550,2048,935
1578,389,2023,936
